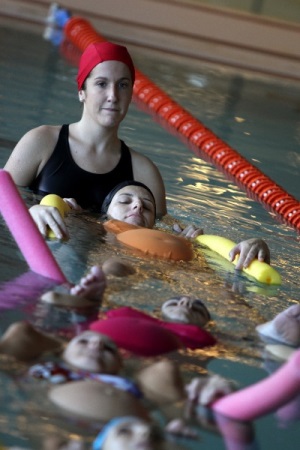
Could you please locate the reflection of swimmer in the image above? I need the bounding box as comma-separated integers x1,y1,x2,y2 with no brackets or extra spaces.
0,321,63,362
92,416,188,450
61,330,122,375
256,304,300,347
161,296,211,327
92,417,163,450
1,323,230,424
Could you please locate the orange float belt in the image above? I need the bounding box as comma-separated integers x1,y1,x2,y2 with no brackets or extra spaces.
104,219,193,262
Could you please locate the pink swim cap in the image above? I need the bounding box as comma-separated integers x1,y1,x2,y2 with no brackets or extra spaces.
76,41,135,90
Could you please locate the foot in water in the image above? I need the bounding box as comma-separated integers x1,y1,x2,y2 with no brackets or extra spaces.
41,259,134,308
41,266,107,307
70,266,107,301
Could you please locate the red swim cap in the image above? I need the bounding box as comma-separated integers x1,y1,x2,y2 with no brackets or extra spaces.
76,41,135,90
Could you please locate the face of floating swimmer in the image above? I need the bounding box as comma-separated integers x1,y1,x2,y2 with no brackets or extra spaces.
62,331,122,374
161,296,211,327
93,417,164,450
102,181,156,228
77,42,135,128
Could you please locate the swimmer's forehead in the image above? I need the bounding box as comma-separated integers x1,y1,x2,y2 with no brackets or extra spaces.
114,185,155,202
163,296,204,304
92,60,132,80
114,417,147,427
70,331,116,345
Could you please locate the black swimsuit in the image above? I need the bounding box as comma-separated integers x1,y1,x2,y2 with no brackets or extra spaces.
29,124,134,210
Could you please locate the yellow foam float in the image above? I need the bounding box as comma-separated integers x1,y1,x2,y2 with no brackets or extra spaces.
40,194,70,239
196,235,281,285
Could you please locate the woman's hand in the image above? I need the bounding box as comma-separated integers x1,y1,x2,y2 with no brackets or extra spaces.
173,223,204,238
29,204,69,240
229,238,271,270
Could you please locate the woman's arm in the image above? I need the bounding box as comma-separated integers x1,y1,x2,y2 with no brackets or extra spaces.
4,125,59,186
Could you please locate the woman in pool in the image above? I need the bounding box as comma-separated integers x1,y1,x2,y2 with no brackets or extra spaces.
32,180,270,269
3,41,167,232
101,180,270,270
29,179,271,308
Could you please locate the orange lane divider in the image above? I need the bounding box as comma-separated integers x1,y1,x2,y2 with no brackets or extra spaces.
63,17,300,232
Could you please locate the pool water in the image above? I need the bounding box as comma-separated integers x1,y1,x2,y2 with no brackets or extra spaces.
0,20,300,449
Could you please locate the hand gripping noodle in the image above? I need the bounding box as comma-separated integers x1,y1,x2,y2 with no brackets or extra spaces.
0,170,67,283
196,234,281,285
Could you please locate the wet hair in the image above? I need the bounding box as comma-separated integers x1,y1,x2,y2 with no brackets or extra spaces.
101,180,156,215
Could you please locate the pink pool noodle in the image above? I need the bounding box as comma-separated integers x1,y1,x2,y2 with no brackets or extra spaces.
212,349,300,421
0,170,67,283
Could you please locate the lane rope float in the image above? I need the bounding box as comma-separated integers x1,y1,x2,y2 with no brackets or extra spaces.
62,17,300,233
196,234,281,285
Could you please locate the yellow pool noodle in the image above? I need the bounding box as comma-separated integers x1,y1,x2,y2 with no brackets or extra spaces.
195,235,281,285
40,194,70,239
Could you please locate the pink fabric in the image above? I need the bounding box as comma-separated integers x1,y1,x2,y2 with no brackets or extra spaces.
90,315,182,356
101,306,216,350
90,306,216,356
0,170,67,283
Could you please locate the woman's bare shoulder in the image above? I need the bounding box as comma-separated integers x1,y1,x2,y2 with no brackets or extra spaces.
24,124,62,145
4,125,63,183
129,146,158,170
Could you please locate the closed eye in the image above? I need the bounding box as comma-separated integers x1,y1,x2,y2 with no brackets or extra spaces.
164,300,179,307
77,338,88,345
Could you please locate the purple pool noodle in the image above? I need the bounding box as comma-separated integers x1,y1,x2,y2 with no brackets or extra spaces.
212,349,300,421
0,170,67,283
